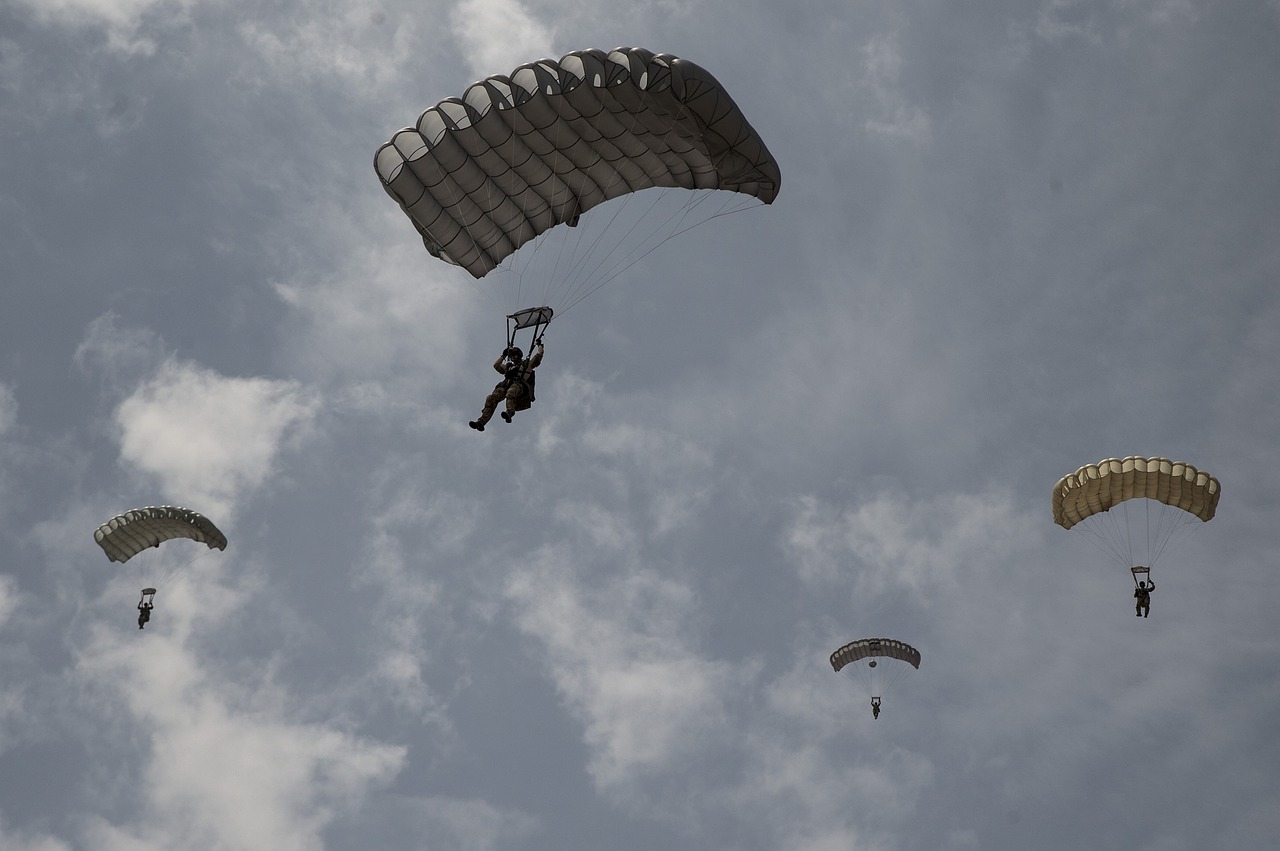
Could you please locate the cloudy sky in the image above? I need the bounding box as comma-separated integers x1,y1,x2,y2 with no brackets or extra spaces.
2,0,1278,849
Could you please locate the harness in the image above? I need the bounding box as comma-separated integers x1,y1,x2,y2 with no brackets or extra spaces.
501,360,535,400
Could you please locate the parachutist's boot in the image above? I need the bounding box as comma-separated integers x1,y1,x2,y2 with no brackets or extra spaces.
501,411,513,422
469,420,485,431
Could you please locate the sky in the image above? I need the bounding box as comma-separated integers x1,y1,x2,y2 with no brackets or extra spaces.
1,0,1278,849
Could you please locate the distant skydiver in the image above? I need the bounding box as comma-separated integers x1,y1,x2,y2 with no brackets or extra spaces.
137,590,155,629
871,696,881,719
1134,579,1155,618
470,342,544,431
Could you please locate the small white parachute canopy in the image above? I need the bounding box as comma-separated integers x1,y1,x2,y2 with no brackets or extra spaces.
94,506,228,564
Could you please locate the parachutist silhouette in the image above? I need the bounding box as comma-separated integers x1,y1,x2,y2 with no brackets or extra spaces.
470,343,543,431
1134,579,1154,618
871,696,881,719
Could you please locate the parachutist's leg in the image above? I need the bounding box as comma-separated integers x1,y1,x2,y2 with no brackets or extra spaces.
474,389,503,427
501,386,522,422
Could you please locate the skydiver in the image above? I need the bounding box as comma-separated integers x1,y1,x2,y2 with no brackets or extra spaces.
137,599,153,629
1134,579,1155,618
469,342,544,431
871,696,881,720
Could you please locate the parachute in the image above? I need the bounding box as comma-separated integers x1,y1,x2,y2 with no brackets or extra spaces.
94,506,227,626
375,46,780,331
1052,457,1220,580
830,638,922,672
831,638,920,717
94,505,228,563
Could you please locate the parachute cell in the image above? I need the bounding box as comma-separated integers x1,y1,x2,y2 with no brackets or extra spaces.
94,505,228,564
375,47,781,280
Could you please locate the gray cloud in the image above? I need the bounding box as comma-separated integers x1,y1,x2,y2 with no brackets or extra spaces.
1,0,1277,848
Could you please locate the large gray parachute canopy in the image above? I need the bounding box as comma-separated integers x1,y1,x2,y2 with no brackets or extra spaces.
375,47,782,279
94,506,228,564
830,638,921,672
1052,456,1220,530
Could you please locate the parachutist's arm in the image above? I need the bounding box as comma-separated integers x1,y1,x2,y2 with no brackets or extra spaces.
529,347,543,369
492,355,507,373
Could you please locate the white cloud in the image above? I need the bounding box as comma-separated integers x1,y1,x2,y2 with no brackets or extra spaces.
784,488,1033,601
75,313,167,392
237,0,421,89
0,816,71,851
400,796,540,851
350,482,477,718
860,33,932,145
580,421,714,537
11,0,193,55
72,602,406,851
733,738,930,851
505,553,736,790
449,0,556,78
273,232,474,395
0,575,18,627
1033,0,1104,44
114,360,321,520
0,577,28,757
0,384,15,436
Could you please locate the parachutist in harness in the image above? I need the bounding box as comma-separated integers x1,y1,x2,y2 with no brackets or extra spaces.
871,696,881,720
1134,579,1154,618
137,588,156,630
470,341,543,431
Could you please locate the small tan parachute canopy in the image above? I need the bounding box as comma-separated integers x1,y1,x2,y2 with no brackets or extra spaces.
830,638,921,672
94,506,228,564
375,47,781,279
1052,457,1220,530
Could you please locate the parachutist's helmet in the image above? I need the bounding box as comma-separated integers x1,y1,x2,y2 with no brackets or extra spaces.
506,347,523,360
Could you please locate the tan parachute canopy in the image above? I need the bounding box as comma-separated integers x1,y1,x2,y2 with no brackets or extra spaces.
1052,457,1221,530
94,506,228,564
375,46,781,279
830,638,921,672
